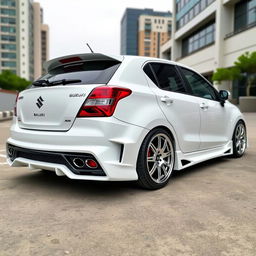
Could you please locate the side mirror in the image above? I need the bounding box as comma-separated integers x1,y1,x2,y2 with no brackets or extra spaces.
219,90,230,106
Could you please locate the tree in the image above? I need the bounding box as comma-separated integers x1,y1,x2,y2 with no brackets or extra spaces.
212,67,241,83
234,52,256,96
0,70,31,92
212,51,256,96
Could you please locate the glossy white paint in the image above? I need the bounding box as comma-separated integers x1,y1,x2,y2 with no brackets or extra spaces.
7,54,246,181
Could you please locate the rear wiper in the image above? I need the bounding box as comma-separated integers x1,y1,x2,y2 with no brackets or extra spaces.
50,79,82,86
32,79,82,87
32,79,50,87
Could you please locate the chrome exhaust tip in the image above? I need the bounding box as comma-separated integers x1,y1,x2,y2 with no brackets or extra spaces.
72,158,85,168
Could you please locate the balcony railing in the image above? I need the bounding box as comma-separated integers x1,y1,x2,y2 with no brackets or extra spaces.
225,21,256,39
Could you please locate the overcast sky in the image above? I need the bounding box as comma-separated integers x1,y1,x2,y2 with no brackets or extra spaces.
37,0,172,59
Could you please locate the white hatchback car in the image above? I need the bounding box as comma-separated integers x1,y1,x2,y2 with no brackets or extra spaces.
7,53,247,189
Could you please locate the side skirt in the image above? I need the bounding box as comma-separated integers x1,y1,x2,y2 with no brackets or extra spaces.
174,141,233,171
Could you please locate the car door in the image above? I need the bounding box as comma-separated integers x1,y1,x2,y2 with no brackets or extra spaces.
179,67,231,150
144,62,201,153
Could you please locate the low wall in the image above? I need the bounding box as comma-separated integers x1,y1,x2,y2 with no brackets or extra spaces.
0,89,17,112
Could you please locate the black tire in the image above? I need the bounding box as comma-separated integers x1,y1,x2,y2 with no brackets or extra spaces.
136,128,175,190
232,121,247,158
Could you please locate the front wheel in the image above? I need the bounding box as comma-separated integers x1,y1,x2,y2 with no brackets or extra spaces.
232,121,247,158
136,128,175,190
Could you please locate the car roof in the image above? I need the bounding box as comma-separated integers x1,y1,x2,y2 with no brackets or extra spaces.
43,52,194,74
121,55,194,72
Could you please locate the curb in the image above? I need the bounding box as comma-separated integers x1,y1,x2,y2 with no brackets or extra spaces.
0,110,14,121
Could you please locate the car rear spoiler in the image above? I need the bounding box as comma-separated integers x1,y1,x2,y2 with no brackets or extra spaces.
43,53,124,73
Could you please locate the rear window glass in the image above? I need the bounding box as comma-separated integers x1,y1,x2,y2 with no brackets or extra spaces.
32,60,120,87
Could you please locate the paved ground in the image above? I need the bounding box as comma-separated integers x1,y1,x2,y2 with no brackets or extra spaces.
0,114,256,256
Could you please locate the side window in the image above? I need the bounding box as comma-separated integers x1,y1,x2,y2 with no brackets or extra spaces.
143,64,158,85
181,67,217,100
150,63,186,93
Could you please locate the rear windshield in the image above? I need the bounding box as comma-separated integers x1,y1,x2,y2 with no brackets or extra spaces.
32,60,121,87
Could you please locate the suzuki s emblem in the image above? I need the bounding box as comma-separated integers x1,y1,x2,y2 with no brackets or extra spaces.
36,96,44,108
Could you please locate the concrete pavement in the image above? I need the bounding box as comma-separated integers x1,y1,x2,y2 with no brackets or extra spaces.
0,114,256,256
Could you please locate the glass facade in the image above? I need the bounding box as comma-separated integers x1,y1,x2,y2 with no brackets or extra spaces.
2,61,16,67
0,0,17,73
0,0,15,7
235,0,256,32
1,43,16,50
1,34,16,41
120,8,171,55
1,52,16,58
176,0,215,30
1,25,16,33
0,8,16,16
1,17,16,24
182,22,215,57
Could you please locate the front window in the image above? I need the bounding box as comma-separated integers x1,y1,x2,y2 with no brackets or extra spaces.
181,67,218,100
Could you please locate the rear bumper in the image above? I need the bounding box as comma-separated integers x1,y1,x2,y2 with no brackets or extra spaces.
7,117,149,181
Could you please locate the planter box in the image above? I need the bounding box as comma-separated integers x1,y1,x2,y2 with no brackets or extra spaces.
239,96,256,112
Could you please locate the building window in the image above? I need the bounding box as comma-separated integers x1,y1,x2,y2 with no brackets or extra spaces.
145,31,151,38
234,0,256,31
0,0,16,7
2,61,16,67
1,52,16,59
176,0,216,30
182,22,215,57
145,23,151,31
1,26,16,33
0,17,16,24
0,8,16,16
1,35,16,42
1,43,16,50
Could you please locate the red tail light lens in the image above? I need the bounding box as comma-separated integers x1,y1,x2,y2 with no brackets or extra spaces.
14,93,19,117
77,87,132,117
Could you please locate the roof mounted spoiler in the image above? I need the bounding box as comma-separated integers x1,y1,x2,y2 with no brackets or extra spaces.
43,53,123,72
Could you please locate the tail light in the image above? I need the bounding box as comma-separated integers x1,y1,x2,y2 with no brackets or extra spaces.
77,86,132,117
14,93,19,117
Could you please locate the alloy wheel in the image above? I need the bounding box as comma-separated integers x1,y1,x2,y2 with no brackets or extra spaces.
146,133,174,184
234,123,246,155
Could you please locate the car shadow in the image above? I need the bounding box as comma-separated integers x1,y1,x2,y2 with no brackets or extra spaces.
11,157,232,196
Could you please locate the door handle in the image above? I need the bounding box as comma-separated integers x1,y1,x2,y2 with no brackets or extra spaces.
200,102,209,110
160,96,173,105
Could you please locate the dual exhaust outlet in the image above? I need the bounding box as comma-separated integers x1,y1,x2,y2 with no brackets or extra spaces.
72,158,98,169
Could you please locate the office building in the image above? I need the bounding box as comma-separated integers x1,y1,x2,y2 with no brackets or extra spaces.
0,0,49,81
121,8,172,56
160,0,256,98
138,14,172,57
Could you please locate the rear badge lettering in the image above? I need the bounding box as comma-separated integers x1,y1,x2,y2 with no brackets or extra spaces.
34,113,45,117
69,93,86,98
